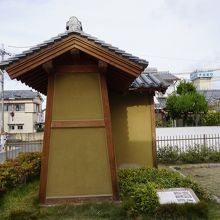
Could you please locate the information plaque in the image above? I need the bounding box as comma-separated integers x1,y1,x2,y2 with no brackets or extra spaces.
157,188,199,204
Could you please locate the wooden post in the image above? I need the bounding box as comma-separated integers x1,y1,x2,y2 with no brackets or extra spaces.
99,60,119,201
39,69,55,204
150,94,157,168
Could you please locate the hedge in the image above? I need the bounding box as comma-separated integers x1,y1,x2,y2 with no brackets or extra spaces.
158,145,220,164
0,152,41,197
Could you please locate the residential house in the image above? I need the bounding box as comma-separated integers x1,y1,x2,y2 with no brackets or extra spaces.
4,90,43,133
143,68,180,126
198,90,220,110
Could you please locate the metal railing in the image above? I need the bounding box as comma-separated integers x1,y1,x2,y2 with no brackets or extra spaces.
0,140,43,162
156,133,220,152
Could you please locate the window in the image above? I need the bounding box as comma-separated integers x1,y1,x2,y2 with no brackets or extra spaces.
8,125,15,130
4,104,13,112
35,104,40,112
15,104,25,111
17,125,23,130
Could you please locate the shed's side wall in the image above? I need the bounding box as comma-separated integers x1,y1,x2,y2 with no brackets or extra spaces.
109,91,153,168
46,72,112,198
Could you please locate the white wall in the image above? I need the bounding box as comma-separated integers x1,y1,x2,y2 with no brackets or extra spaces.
156,126,220,149
156,126,220,137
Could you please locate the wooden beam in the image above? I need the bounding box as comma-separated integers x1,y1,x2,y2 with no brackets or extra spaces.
98,60,108,74
55,65,99,73
99,72,119,201
45,195,112,205
70,48,80,63
39,72,55,204
150,95,157,168
7,36,143,79
51,120,105,128
42,60,54,74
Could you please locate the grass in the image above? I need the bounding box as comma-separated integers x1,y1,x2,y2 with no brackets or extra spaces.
0,178,129,220
0,178,220,220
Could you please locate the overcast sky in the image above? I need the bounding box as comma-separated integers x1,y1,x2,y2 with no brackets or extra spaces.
1,0,220,92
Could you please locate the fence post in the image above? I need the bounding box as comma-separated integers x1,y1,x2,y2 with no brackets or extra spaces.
203,134,206,147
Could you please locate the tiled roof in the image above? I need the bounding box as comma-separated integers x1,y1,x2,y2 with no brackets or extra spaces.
130,69,171,90
0,18,170,93
4,90,41,100
198,90,220,107
155,72,179,82
0,30,148,69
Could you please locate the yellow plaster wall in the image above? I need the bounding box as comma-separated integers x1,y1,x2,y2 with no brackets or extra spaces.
46,72,112,198
46,128,112,197
109,91,153,168
52,73,103,120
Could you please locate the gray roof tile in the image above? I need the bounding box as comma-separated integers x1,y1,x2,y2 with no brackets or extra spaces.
0,30,148,69
130,70,172,90
4,90,42,100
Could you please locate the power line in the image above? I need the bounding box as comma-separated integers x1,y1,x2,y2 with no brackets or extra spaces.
8,45,32,49
140,53,220,63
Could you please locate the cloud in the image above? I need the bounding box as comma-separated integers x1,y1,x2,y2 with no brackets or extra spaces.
0,0,219,89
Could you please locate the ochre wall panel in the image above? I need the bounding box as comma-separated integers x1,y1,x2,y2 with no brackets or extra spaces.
46,72,112,199
46,128,112,197
109,91,153,168
52,72,103,120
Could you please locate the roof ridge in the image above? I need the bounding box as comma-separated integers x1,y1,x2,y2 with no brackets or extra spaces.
0,30,148,69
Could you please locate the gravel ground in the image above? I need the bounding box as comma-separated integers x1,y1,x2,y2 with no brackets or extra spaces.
171,164,220,198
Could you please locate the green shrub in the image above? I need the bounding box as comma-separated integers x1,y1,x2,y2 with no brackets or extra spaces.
131,183,159,216
0,152,41,197
201,110,220,126
157,145,179,163
158,144,220,164
118,168,210,218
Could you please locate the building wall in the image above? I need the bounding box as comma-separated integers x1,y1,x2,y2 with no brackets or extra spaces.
46,72,112,198
193,78,211,90
3,98,43,133
109,91,153,168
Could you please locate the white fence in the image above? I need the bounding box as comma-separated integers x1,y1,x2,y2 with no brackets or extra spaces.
156,126,220,151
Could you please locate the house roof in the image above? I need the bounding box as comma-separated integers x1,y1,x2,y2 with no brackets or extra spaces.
130,68,178,91
0,31,148,70
198,90,220,109
130,72,169,91
0,17,169,95
4,90,42,100
155,72,179,83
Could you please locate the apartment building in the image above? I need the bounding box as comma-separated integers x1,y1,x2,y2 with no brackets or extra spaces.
3,90,43,133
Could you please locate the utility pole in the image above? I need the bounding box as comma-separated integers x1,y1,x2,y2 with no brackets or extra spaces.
0,44,10,61
0,44,10,152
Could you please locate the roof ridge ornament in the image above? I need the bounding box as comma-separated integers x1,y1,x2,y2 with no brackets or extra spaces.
66,16,83,32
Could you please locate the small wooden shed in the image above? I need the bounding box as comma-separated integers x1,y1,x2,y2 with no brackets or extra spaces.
0,17,168,204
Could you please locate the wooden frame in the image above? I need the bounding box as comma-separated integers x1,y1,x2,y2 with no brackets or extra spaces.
150,95,157,168
44,195,113,205
99,62,119,201
39,72,55,204
55,65,99,73
51,120,105,128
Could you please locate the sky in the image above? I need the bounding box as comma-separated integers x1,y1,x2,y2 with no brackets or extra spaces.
1,0,220,94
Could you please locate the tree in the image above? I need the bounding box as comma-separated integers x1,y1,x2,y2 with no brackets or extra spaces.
176,80,196,95
166,81,208,126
